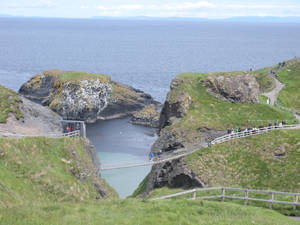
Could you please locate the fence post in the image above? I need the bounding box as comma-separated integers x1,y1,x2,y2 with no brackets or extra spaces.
244,189,248,205
294,195,298,210
193,190,196,200
270,192,274,209
221,188,225,202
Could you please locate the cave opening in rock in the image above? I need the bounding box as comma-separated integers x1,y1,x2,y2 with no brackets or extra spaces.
170,174,203,189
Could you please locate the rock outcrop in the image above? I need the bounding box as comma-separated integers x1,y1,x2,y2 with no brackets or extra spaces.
129,105,161,128
159,78,193,129
0,96,62,136
202,74,260,104
19,70,159,123
141,159,204,197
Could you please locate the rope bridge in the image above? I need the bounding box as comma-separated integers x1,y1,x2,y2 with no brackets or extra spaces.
100,124,300,171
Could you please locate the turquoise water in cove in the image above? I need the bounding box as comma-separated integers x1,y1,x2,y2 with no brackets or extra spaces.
86,118,156,198
1,18,300,197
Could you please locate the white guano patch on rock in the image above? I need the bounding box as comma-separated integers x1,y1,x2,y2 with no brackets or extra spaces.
52,79,112,122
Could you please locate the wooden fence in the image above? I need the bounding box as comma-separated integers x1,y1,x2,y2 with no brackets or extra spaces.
153,187,300,210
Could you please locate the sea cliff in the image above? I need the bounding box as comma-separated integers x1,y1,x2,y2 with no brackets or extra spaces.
19,70,159,123
136,58,300,197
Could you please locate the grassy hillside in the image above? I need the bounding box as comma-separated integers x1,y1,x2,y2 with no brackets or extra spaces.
1,137,296,224
184,129,300,192
0,199,298,225
0,85,23,123
167,72,295,144
0,137,117,208
276,58,300,114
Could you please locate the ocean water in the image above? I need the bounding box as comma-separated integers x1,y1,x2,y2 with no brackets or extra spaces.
1,18,300,102
1,18,300,197
86,118,156,198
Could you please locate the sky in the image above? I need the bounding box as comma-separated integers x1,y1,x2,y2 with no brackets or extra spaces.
1,0,300,19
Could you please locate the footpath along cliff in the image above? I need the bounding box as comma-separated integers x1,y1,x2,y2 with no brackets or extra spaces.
135,58,300,197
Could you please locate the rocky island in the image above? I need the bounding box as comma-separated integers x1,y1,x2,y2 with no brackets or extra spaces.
19,70,160,124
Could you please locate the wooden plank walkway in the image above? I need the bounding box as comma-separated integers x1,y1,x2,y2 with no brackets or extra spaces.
100,124,300,171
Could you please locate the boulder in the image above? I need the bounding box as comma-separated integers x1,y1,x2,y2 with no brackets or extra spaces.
202,74,260,104
129,105,161,128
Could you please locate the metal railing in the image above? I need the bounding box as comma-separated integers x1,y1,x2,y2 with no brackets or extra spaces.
153,187,300,210
211,125,298,145
100,124,300,171
60,130,81,138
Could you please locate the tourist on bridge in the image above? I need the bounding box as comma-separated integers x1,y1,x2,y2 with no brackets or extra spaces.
149,152,154,161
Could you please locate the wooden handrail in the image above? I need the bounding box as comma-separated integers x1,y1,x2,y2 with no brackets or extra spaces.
152,187,300,210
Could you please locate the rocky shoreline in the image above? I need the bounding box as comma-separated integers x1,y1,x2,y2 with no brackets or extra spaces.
19,70,160,123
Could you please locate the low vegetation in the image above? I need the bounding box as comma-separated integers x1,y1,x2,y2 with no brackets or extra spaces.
0,85,23,123
185,129,300,192
166,72,295,144
58,71,111,83
182,129,300,215
1,137,296,224
253,67,276,92
276,58,300,114
0,137,117,208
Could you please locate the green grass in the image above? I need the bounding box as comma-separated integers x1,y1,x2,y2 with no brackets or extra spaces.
0,137,117,208
1,138,296,225
147,187,300,217
259,94,269,104
180,129,300,215
166,72,295,144
0,199,298,225
131,173,150,197
58,71,111,83
0,85,23,123
253,67,276,92
277,59,300,114
184,129,300,192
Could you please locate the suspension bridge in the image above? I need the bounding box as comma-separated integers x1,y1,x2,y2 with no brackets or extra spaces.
100,124,300,171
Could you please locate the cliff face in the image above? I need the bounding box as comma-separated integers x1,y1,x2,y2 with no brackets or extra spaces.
0,94,63,137
19,70,158,123
139,68,295,196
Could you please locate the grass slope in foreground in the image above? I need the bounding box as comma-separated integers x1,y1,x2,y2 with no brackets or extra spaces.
182,129,300,215
0,137,117,207
0,137,297,224
1,199,298,225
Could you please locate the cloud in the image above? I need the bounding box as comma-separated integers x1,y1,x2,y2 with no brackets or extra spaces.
81,1,216,11
80,1,300,18
9,0,56,9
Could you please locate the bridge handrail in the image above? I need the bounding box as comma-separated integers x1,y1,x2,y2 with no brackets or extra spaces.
100,124,300,170
152,186,300,209
211,125,297,145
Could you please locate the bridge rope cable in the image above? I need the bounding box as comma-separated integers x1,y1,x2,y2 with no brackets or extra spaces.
100,124,300,171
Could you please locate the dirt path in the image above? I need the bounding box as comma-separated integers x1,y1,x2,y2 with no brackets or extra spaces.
263,74,300,124
263,76,285,106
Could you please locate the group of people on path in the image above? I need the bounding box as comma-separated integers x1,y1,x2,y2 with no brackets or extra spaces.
227,121,287,135
65,125,74,133
149,150,162,161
